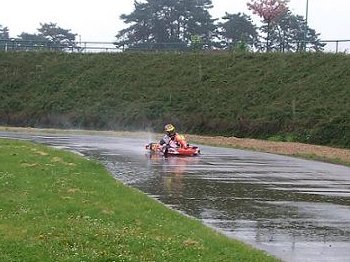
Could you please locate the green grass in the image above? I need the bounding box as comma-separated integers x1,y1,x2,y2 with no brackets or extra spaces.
0,138,279,261
0,51,349,148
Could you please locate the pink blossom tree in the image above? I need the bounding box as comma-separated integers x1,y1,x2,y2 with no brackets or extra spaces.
247,0,289,51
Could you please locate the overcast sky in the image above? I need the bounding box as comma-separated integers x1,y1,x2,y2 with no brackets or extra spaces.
1,0,350,51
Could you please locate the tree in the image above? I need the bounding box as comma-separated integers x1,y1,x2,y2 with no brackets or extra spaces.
17,33,50,51
18,32,47,42
0,24,10,50
115,0,216,51
247,0,289,52
217,12,258,50
267,12,325,52
0,25,9,39
37,22,78,51
191,34,203,50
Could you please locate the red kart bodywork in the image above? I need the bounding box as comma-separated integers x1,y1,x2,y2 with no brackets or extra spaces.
145,142,200,157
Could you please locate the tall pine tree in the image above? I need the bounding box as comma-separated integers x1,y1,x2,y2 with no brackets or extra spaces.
115,0,216,50
217,13,258,50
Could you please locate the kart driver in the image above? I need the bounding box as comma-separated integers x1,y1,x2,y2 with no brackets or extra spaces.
159,124,188,149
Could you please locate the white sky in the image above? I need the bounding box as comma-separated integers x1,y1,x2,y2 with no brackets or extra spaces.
1,0,350,51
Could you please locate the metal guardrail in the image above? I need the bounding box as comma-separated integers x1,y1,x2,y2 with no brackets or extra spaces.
0,39,349,53
0,39,122,53
320,39,350,53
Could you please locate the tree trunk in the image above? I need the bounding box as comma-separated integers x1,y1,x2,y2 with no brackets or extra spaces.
266,20,270,52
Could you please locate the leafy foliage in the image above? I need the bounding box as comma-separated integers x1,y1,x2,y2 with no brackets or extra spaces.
1,22,79,52
247,0,289,22
217,12,258,50
247,0,289,51
36,22,78,51
0,24,10,50
115,0,216,50
190,34,203,50
0,24,9,39
114,0,322,53
11,33,49,51
17,32,47,42
262,12,325,52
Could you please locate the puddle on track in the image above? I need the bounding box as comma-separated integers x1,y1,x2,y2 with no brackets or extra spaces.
1,131,350,262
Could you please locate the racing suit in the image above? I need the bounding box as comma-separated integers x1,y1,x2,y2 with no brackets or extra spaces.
159,133,187,149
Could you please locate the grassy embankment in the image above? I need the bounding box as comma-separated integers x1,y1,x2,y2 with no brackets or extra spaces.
0,138,279,261
0,52,349,148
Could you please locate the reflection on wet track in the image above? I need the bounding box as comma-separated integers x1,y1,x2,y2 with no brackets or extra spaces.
1,131,350,262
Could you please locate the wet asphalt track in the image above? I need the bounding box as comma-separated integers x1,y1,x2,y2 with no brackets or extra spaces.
1,131,350,262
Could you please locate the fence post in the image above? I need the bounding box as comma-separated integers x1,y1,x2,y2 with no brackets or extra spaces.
336,41,339,53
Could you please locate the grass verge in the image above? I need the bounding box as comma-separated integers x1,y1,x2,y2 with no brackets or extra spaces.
0,138,279,261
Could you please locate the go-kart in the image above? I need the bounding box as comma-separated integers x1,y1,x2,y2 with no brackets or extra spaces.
145,142,200,157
